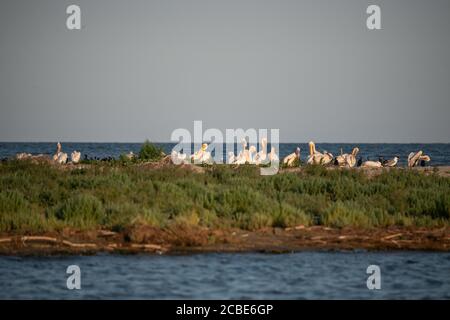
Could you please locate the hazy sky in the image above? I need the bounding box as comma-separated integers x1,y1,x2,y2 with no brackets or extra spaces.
0,0,449,142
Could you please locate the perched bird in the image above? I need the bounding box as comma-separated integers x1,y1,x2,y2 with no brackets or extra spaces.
357,157,363,167
125,151,135,160
16,153,32,160
234,151,247,165
269,147,279,163
283,147,301,167
306,141,333,165
408,151,431,167
71,151,81,164
52,142,68,164
361,160,382,168
241,138,251,163
171,150,188,164
248,145,257,164
56,152,68,164
227,151,236,164
191,143,212,164
254,138,268,165
335,147,359,167
52,142,62,161
382,156,399,167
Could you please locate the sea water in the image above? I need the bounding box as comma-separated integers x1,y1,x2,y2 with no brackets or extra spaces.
0,252,449,299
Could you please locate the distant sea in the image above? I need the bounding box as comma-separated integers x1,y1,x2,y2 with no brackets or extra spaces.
0,142,449,166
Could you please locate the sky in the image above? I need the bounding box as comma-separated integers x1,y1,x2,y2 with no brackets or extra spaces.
0,0,449,143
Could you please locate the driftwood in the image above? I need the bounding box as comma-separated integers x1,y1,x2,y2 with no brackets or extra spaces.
62,240,97,248
130,243,164,251
382,233,403,240
21,236,97,248
98,230,117,237
22,236,58,243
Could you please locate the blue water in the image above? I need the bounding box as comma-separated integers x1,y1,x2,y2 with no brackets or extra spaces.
0,252,449,299
1,142,449,166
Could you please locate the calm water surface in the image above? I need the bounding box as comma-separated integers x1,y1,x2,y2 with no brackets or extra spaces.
0,252,449,299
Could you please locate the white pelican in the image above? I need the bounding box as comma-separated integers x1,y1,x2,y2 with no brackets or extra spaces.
269,147,279,163
71,151,81,164
191,143,213,164
234,150,247,165
227,151,236,164
51,142,68,164
382,156,399,167
171,150,188,165
52,142,62,161
248,145,257,164
418,155,431,166
283,147,300,167
240,138,251,163
408,150,431,168
306,141,333,165
16,153,32,160
125,151,135,160
361,160,382,168
335,147,359,167
56,152,68,164
254,138,268,165
408,151,431,167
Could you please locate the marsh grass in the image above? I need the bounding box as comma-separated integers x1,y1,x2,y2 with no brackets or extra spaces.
0,161,449,233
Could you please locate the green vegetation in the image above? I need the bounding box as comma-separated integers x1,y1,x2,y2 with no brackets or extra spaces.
138,140,165,161
82,141,165,165
0,161,449,233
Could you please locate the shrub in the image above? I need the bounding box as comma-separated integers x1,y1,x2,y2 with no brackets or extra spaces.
138,140,164,161
52,194,106,229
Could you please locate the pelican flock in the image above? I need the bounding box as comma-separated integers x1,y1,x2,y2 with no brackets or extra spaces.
12,141,432,170
182,140,432,170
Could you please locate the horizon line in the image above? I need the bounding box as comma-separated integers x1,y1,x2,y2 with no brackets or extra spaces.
1,141,449,144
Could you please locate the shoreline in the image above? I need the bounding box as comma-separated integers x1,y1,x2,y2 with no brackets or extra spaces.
1,226,449,256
